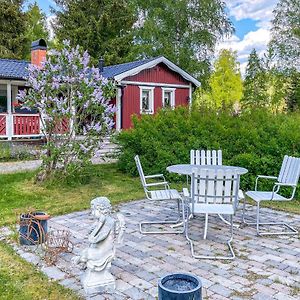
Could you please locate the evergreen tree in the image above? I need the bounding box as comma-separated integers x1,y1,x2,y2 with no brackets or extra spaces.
24,1,49,59
0,0,27,59
242,49,267,109
131,0,233,86
286,71,300,111
263,48,288,113
53,0,136,65
270,0,300,70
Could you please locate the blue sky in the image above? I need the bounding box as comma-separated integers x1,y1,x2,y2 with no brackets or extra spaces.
217,0,279,74
30,0,278,74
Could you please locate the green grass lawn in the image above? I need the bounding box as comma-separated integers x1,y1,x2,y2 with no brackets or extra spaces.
0,162,299,299
0,163,144,227
0,163,145,300
0,242,80,300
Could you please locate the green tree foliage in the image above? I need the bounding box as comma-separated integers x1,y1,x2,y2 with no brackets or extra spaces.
242,49,267,109
194,49,243,111
131,0,233,86
263,49,289,112
0,0,27,59
209,49,243,110
53,0,136,65
286,71,300,111
24,1,49,59
270,0,300,70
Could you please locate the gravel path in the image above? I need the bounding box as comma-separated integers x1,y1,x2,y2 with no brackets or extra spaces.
0,157,117,174
0,139,118,174
0,160,43,174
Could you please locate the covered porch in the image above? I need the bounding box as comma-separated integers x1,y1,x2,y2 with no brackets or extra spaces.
0,80,42,140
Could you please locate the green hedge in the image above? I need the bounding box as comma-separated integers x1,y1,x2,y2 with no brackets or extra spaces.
116,107,300,196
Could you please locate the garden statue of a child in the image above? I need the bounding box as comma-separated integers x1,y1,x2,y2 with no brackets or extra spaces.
72,197,125,295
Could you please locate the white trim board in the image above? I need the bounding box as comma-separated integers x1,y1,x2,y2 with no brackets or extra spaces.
0,79,26,86
162,87,176,108
115,56,201,87
121,80,190,88
139,86,154,114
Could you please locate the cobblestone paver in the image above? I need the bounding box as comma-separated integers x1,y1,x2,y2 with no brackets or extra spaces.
3,200,300,299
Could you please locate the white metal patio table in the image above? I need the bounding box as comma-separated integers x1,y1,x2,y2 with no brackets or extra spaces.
167,164,248,176
167,164,248,228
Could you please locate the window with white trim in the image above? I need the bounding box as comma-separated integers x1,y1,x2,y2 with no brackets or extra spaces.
162,88,175,109
139,86,154,114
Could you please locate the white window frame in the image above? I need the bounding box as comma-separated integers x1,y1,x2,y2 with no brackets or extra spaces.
139,86,155,114
162,87,176,109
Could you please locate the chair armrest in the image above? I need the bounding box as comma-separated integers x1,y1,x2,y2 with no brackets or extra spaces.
182,188,190,198
255,175,278,191
274,182,297,187
145,182,169,187
257,175,278,179
145,174,165,179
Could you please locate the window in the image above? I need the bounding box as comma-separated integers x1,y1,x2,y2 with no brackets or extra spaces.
139,87,154,114
162,88,175,108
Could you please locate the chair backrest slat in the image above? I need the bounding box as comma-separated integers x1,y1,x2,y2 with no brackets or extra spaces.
190,149,222,166
191,168,239,209
200,150,205,165
134,155,147,188
211,150,217,165
278,155,300,185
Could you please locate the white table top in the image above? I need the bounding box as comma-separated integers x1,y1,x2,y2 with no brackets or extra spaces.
166,164,248,175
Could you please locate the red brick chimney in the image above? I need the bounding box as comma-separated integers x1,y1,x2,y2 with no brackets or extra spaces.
31,39,47,67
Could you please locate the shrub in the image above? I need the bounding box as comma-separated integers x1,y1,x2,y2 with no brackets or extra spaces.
116,107,300,196
17,42,116,182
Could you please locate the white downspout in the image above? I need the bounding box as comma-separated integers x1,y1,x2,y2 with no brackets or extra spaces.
189,83,193,110
6,81,12,140
116,87,121,131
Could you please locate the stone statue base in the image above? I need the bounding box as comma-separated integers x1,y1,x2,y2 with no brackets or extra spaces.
82,268,116,295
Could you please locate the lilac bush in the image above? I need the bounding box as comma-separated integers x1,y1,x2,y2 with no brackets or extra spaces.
18,41,116,181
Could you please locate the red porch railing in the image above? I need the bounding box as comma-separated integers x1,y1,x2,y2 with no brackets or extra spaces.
13,114,40,136
55,118,69,134
0,113,71,139
0,114,6,136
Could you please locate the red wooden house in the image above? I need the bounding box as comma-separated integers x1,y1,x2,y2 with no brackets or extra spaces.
100,57,200,130
0,39,200,140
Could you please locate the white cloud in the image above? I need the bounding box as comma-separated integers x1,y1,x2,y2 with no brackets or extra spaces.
225,0,277,23
216,1,278,75
217,28,270,56
217,28,270,75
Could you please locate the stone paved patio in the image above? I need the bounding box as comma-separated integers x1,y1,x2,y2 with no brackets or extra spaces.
7,199,300,299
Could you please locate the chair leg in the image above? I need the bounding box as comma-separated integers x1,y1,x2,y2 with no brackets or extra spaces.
186,214,235,260
242,198,298,236
218,214,240,228
139,199,185,234
203,214,208,240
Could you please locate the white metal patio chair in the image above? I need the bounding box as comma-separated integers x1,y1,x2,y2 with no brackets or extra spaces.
242,155,300,236
184,168,240,260
190,149,244,226
134,155,185,234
